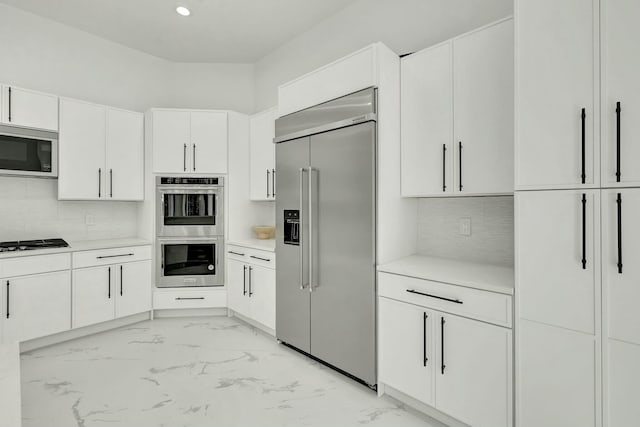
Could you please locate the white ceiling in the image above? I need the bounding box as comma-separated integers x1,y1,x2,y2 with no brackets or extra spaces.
0,0,358,62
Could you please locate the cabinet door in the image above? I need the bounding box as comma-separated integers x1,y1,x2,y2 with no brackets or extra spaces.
378,297,434,405
516,0,598,189
58,99,106,200
106,109,144,201
602,0,640,187
516,190,598,334
191,112,227,174
454,20,514,195
250,108,277,201
72,266,115,328
602,189,640,345
2,271,71,343
248,265,275,330
227,259,249,317
606,339,640,427
115,261,151,318
436,313,512,427
518,319,596,427
401,42,453,196
152,110,190,173
1,85,58,131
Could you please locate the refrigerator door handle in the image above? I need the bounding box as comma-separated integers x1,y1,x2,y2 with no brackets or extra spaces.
308,166,316,292
299,167,308,290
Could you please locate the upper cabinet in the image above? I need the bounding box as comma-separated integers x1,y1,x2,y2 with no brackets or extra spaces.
516,0,598,189
58,98,144,201
151,110,228,174
401,19,514,197
249,107,277,201
0,85,58,131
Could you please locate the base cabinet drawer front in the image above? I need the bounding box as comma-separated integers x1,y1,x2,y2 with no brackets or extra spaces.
379,297,435,405
73,246,151,269
378,273,512,327
246,249,275,270
72,266,115,328
518,319,596,427
115,260,152,318
227,246,249,263
1,253,71,278
606,339,640,427
153,290,227,309
2,271,71,343
436,313,512,427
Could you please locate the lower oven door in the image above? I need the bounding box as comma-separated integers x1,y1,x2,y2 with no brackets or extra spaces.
157,237,224,287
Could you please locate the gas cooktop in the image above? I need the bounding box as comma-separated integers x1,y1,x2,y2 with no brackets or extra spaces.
0,238,69,253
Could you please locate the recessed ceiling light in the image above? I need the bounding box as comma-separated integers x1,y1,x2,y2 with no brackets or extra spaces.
176,6,191,16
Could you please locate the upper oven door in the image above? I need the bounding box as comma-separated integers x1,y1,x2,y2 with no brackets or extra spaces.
158,187,223,237
0,128,58,177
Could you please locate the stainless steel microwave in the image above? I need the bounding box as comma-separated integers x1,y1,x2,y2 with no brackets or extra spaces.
0,125,58,178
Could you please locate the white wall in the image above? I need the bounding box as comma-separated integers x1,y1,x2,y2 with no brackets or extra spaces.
253,0,513,110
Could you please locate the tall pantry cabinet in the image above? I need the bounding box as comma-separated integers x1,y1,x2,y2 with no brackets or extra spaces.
515,1,640,426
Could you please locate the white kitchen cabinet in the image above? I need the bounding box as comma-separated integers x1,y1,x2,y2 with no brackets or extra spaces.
378,297,434,406
453,19,514,194
606,339,640,427
72,266,115,328
1,271,71,343
227,258,249,318
0,85,58,131
151,110,228,174
516,0,598,189
518,319,597,427
247,264,275,329
58,98,144,201
436,313,512,427
401,42,453,196
601,0,640,187
249,107,277,201
114,260,152,318
516,190,599,334
106,109,144,200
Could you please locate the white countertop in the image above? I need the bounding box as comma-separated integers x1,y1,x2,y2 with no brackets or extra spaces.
0,342,21,427
227,238,276,252
0,238,152,260
378,255,514,295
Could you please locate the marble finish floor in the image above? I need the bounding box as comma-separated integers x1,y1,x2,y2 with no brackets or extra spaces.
20,316,443,427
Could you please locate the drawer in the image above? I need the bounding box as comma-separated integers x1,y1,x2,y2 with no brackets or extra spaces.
73,245,151,269
227,245,275,269
0,253,71,278
378,272,512,328
153,289,227,310
227,245,249,262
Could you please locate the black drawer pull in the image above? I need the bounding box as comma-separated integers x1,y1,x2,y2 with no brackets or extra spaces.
228,251,246,256
175,297,205,301
406,289,463,305
250,255,271,262
97,253,135,259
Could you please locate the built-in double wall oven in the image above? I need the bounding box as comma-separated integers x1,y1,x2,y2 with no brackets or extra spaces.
156,177,224,287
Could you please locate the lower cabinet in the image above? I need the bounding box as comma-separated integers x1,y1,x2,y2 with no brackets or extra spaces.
606,339,640,427
1,271,71,343
227,245,275,330
73,260,151,329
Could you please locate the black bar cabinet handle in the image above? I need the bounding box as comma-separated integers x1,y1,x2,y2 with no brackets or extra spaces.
441,317,446,375
248,266,253,297
406,289,463,304
6,280,9,319
582,194,587,269
8,87,12,122
423,312,428,367
109,169,113,198
617,193,623,274
442,144,447,192
108,267,111,299
243,265,247,295
267,169,271,198
228,251,245,256
250,255,271,262
272,169,276,197
458,141,463,191
96,253,134,259
581,108,586,184
176,297,205,301
120,265,123,296
183,144,187,172
98,168,102,198
193,144,196,171
616,102,621,182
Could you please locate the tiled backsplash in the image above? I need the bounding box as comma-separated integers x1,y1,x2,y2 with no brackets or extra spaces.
417,196,514,267
0,177,138,242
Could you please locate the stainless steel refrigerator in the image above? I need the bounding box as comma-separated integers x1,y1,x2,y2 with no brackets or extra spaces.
275,88,377,387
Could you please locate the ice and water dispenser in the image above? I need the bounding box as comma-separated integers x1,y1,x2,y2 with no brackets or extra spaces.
283,210,300,246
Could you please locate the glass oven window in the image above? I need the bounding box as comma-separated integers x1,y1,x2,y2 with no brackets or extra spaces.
0,135,52,172
163,244,216,276
163,194,216,226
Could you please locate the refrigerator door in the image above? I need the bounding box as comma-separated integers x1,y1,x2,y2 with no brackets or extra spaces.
309,122,376,385
275,136,311,353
